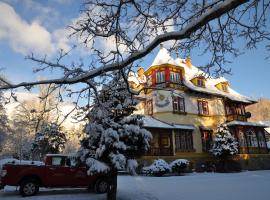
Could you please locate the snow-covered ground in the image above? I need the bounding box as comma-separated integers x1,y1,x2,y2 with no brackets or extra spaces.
1,170,270,200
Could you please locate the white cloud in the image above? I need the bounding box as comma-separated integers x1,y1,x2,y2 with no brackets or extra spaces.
0,2,72,56
2,0,62,29
3,91,81,129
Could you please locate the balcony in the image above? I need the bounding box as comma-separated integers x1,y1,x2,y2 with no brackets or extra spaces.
226,114,247,122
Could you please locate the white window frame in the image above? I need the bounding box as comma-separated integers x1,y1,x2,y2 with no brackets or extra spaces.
156,71,165,83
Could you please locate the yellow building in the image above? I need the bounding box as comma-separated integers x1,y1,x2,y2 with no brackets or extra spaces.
128,46,268,166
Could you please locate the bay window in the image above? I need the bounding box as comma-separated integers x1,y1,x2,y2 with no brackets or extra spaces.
156,71,165,83
170,72,181,83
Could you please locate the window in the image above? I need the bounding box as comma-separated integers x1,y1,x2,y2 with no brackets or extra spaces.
52,157,65,166
170,72,181,83
198,100,209,115
201,130,213,152
146,99,153,115
225,105,233,115
225,103,246,116
257,131,266,148
238,130,247,147
221,83,228,92
156,71,165,83
246,129,258,147
172,96,185,113
175,130,193,151
160,136,170,148
147,75,152,86
197,78,205,87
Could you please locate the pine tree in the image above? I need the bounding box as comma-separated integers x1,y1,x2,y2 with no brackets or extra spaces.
78,74,152,200
32,122,67,160
210,124,239,172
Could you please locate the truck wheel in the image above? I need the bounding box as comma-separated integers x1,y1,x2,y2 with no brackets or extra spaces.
19,179,39,197
94,179,108,194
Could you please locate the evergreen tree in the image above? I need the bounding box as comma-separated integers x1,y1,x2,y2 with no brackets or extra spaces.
78,75,152,200
210,124,239,172
32,122,67,160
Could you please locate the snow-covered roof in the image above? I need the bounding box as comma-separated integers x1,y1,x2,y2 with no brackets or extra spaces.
258,121,270,133
143,115,173,129
226,121,268,127
259,121,270,126
151,46,176,66
148,47,256,104
142,115,195,130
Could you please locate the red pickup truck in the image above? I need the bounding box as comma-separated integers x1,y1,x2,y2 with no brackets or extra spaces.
0,154,109,196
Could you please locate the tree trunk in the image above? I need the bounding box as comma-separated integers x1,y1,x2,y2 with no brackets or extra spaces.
107,170,117,200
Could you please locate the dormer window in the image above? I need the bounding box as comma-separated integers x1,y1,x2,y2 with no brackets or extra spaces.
156,71,165,83
215,82,229,92
191,76,206,87
197,77,205,87
221,83,228,92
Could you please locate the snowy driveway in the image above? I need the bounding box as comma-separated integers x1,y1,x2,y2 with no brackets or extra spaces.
1,170,270,200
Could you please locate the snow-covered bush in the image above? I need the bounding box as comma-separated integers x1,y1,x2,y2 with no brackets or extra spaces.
170,159,189,174
142,159,171,176
210,124,238,158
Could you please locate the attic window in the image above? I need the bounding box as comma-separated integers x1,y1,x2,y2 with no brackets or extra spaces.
197,77,205,87
221,83,228,92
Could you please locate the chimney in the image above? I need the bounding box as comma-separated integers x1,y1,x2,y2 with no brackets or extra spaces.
186,57,192,68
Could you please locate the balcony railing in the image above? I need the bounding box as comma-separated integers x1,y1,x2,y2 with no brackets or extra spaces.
226,114,247,122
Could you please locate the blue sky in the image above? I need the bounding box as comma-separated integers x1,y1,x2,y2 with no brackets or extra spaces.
0,0,270,99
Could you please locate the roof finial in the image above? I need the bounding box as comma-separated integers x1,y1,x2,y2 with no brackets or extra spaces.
160,43,163,49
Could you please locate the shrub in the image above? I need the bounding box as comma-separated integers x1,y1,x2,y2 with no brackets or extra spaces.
142,159,170,176
170,159,189,174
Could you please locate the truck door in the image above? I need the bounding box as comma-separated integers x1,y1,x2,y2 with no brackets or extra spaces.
67,157,89,187
45,156,72,187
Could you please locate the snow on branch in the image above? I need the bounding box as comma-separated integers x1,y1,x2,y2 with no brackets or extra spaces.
0,0,249,90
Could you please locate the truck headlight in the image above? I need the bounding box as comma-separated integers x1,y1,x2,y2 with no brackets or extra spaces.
1,170,7,177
